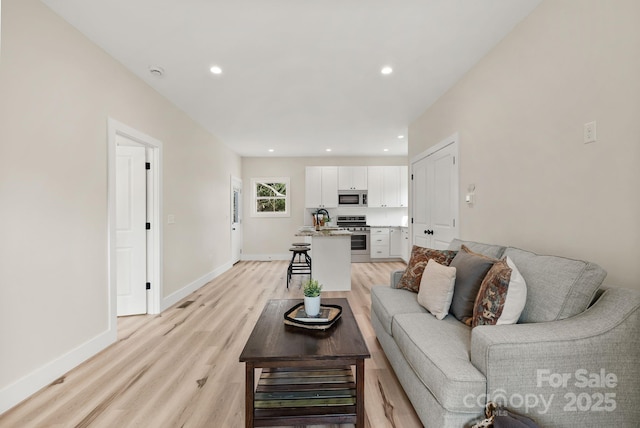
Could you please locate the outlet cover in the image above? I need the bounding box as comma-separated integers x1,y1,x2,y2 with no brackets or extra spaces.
584,121,597,144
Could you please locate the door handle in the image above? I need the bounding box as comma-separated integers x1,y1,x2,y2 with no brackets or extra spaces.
424,229,434,235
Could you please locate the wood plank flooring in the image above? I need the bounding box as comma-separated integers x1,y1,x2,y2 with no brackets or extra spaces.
0,261,422,428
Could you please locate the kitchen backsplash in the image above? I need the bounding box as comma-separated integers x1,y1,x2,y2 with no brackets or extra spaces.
304,207,408,227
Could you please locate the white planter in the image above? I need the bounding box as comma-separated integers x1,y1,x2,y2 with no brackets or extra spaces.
304,296,321,317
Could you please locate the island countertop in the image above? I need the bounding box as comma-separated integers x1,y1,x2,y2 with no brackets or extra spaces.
295,229,352,237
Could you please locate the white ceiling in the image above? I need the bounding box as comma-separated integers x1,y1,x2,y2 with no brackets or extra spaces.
40,0,540,157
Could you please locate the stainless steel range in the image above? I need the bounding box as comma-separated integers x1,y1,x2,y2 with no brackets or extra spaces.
336,215,371,263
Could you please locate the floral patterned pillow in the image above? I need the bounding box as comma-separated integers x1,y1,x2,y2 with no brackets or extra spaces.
471,256,527,327
397,246,458,293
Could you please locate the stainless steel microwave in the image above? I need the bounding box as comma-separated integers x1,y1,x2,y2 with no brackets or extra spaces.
338,190,368,207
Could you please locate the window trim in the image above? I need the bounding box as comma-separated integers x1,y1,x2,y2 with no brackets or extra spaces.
251,177,290,217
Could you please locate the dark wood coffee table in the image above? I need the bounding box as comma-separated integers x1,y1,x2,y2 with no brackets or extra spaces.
239,298,370,427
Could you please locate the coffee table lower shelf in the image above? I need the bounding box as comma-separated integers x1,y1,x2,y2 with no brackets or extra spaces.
253,366,357,427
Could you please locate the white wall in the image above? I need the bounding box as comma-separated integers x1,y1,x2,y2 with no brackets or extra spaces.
409,0,640,290
0,0,241,412
241,156,407,258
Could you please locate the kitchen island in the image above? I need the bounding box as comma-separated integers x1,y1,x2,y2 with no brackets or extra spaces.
295,228,352,291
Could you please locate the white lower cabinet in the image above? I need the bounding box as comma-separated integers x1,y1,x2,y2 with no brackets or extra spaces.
401,227,410,263
372,227,408,260
371,228,390,259
389,227,402,257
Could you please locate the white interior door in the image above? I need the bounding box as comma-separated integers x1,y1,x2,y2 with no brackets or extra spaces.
412,156,431,248
116,144,147,316
411,140,459,250
231,176,243,264
430,146,458,248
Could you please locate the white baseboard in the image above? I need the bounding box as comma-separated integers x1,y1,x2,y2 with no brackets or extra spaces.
0,328,115,415
161,262,233,311
0,263,235,416
240,253,291,261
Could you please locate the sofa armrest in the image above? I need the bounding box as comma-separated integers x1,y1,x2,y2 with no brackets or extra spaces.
390,269,405,288
470,288,640,426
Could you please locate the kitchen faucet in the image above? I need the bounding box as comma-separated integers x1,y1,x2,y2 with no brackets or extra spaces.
315,208,330,228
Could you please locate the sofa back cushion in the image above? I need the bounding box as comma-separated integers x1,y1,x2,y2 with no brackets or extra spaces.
503,247,607,323
448,239,506,259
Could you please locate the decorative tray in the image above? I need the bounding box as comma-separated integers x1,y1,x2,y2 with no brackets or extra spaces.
283,303,343,330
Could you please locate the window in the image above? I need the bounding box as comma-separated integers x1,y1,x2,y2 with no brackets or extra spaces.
251,177,290,217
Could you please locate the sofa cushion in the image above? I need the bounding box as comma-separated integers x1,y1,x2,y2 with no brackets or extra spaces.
396,246,458,293
371,285,426,336
450,246,497,324
392,312,486,412
448,239,506,259
472,256,527,327
390,269,405,288
503,247,607,323
417,260,457,320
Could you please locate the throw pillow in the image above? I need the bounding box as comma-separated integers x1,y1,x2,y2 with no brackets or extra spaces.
472,256,527,327
417,260,457,320
397,245,458,293
449,245,497,324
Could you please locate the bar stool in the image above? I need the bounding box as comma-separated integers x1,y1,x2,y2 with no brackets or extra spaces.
287,245,312,288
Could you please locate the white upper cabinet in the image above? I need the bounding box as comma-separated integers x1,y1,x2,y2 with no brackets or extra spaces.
305,165,406,209
305,166,338,208
367,166,408,207
382,167,400,207
367,166,384,207
399,166,408,207
338,166,368,190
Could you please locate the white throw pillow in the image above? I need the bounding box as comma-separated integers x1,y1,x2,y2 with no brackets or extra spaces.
497,256,527,325
417,259,457,320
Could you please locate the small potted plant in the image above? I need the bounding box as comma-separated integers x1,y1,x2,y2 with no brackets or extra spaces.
303,279,322,316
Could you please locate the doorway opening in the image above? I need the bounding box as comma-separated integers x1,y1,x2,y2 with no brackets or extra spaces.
231,176,243,264
108,119,162,333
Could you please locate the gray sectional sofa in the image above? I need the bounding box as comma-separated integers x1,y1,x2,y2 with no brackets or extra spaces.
370,239,640,427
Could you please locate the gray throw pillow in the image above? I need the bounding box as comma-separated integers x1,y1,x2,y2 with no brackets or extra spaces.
449,245,496,323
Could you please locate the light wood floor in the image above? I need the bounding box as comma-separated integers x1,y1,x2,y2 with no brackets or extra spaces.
0,261,422,428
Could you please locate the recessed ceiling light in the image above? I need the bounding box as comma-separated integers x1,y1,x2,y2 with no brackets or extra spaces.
210,65,223,75
268,149,274,153
381,66,393,75
326,148,332,152
397,135,404,139
383,148,389,152
149,66,165,78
